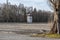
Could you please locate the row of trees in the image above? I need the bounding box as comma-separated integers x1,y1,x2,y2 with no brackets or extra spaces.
0,3,52,23
32,9,52,23
0,3,26,22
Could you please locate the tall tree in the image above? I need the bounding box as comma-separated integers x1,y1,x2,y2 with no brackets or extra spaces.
2,4,10,22
48,0,60,34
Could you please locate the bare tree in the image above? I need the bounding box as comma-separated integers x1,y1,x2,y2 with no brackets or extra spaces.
48,0,60,34
2,4,10,22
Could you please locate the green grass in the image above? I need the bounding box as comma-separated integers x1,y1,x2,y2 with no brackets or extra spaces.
45,34,60,38
31,33,60,38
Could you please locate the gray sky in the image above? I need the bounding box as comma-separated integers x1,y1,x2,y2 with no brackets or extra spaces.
0,0,52,11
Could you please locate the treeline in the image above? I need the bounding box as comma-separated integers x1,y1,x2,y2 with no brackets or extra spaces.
0,3,53,23
32,8,53,23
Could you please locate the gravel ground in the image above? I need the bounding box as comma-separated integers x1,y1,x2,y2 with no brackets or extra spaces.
0,32,60,40
0,23,59,40
0,23,51,30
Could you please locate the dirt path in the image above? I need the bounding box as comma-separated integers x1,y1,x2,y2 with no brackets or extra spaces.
0,23,59,40
0,32,60,40
0,23,50,30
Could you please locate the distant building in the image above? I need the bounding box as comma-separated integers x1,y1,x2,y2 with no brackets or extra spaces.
26,7,33,23
27,13,32,23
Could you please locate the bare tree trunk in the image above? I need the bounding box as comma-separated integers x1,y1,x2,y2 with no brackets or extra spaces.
50,21,57,34
50,12,58,34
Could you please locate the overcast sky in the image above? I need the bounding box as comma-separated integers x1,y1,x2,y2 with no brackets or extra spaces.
0,0,52,11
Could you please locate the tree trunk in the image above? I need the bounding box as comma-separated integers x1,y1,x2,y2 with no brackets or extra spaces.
50,21,57,34
50,12,58,34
